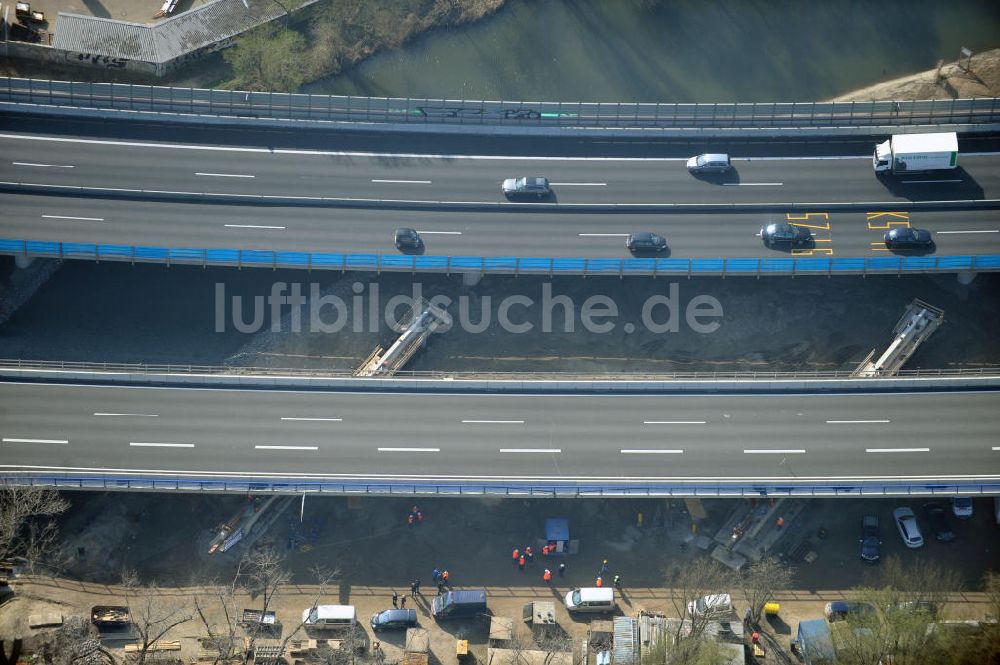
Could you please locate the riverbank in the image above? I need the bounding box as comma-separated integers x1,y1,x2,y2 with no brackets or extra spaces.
830,47,1000,102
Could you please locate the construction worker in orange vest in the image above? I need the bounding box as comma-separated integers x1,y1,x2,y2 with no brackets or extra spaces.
442,570,449,584
542,545,550,557
543,568,552,583
512,548,520,563
407,514,414,526
595,576,603,587
518,555,526,570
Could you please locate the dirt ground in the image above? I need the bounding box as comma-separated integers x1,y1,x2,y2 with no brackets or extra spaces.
1,492,997,663
830,47,1000,101
2,260,998,374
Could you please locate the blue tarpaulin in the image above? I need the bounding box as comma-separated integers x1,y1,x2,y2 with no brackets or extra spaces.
796,619,835,665
545,518,569,542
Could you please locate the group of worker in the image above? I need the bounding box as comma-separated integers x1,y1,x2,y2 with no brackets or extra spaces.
406,505,424,527
512,544,569,582
594,559,623,591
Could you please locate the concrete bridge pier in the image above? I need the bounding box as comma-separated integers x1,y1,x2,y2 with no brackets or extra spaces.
14,255,34,269
461,272,483,287
956,271,977,286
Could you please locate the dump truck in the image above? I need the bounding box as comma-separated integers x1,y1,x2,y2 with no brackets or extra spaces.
873,132,958,174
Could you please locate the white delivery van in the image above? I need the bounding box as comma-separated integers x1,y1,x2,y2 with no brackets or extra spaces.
564,587,615,613
303,604,357,629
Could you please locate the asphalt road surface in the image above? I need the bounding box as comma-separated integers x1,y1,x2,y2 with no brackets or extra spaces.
1,383,997,485
3,193,998,259
1,132,998,205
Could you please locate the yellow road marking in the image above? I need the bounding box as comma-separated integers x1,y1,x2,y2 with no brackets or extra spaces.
866,211,911,230
786,212,830,221
792,248,834,256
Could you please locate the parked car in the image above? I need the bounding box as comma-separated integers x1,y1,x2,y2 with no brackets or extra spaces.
626,232,668,253
922,503,956,543
859,515,881,563
893,507,924,548
884,227,933,250
370,608,417,631
896,600,938,618
502,176,551,199
951,497,973,519
686,153,732,174
824,601,876,623
761,222,811,248
394,227,423,251
687,593,733,618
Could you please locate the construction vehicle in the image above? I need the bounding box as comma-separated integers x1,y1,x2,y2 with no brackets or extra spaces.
91,605,130,630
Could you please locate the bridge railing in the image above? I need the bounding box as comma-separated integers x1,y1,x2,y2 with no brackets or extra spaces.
3,238,999,277
0,358,995,381
2,77,998,129
1,473,997,498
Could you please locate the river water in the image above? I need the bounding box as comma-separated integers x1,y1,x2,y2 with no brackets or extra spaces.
305,0,999,102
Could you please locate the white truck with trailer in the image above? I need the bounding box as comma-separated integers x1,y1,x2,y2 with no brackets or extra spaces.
873,132,958,174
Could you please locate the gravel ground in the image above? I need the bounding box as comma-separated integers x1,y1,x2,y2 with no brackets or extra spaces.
1,260,998,374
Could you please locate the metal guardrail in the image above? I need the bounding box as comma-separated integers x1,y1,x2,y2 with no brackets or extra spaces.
2,77,999,129
1,358,997,381
3,238,1000,277
2,473,998,497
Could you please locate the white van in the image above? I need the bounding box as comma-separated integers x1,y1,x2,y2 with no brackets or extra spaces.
687,593,732,618
564,587,615,613
303,604,356,629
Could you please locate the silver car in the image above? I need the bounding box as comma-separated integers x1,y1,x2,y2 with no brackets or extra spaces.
893,507,924,548
502,176,551,199
686,153,732,174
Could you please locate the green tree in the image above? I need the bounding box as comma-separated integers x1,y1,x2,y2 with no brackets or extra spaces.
224,25,308,92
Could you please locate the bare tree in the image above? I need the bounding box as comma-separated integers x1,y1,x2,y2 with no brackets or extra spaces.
663,558,735,665
0,484,70,571
737,557,794,626
121,568,193,665
31,615,116,665
841,556,971,665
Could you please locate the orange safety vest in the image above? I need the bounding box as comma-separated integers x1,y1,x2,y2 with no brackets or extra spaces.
519,556,525,566
442,571,449,581
512,549,520,559
542,545,550,556
595,577,603,587
543,569,552,582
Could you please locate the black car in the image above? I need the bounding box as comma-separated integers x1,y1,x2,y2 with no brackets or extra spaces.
884,227,933,250
394,227,423,251
761,222,811,247
502,176,551,199
922,503,956,543
626,232,668,253
370,608,417,631
859,515,881,563
824,601,876,623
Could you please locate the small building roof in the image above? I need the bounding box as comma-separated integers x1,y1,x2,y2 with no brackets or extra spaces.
52,0,291,64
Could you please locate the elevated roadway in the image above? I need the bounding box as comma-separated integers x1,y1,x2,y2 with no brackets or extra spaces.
1,382,998,495
3,193,1000,259
2,133,1000,205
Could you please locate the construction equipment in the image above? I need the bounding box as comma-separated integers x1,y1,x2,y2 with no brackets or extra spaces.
853,299,944,377
355,300,451,377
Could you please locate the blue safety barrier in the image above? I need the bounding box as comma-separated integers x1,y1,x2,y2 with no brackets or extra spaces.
1,238,998,277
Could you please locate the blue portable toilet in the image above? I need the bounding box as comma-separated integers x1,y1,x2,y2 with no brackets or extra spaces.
544,518,570,554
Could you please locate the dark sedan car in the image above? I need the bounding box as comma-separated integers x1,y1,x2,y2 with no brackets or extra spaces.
626,232,668,253
501,176,551,199
922,503,956,543
859,515,881,563
371,608,417,631
761,222,812,248
824,601,876,623
394,227,423,251
884,227,933,250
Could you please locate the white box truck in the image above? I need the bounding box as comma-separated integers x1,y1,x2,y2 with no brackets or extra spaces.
873,132,958,174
